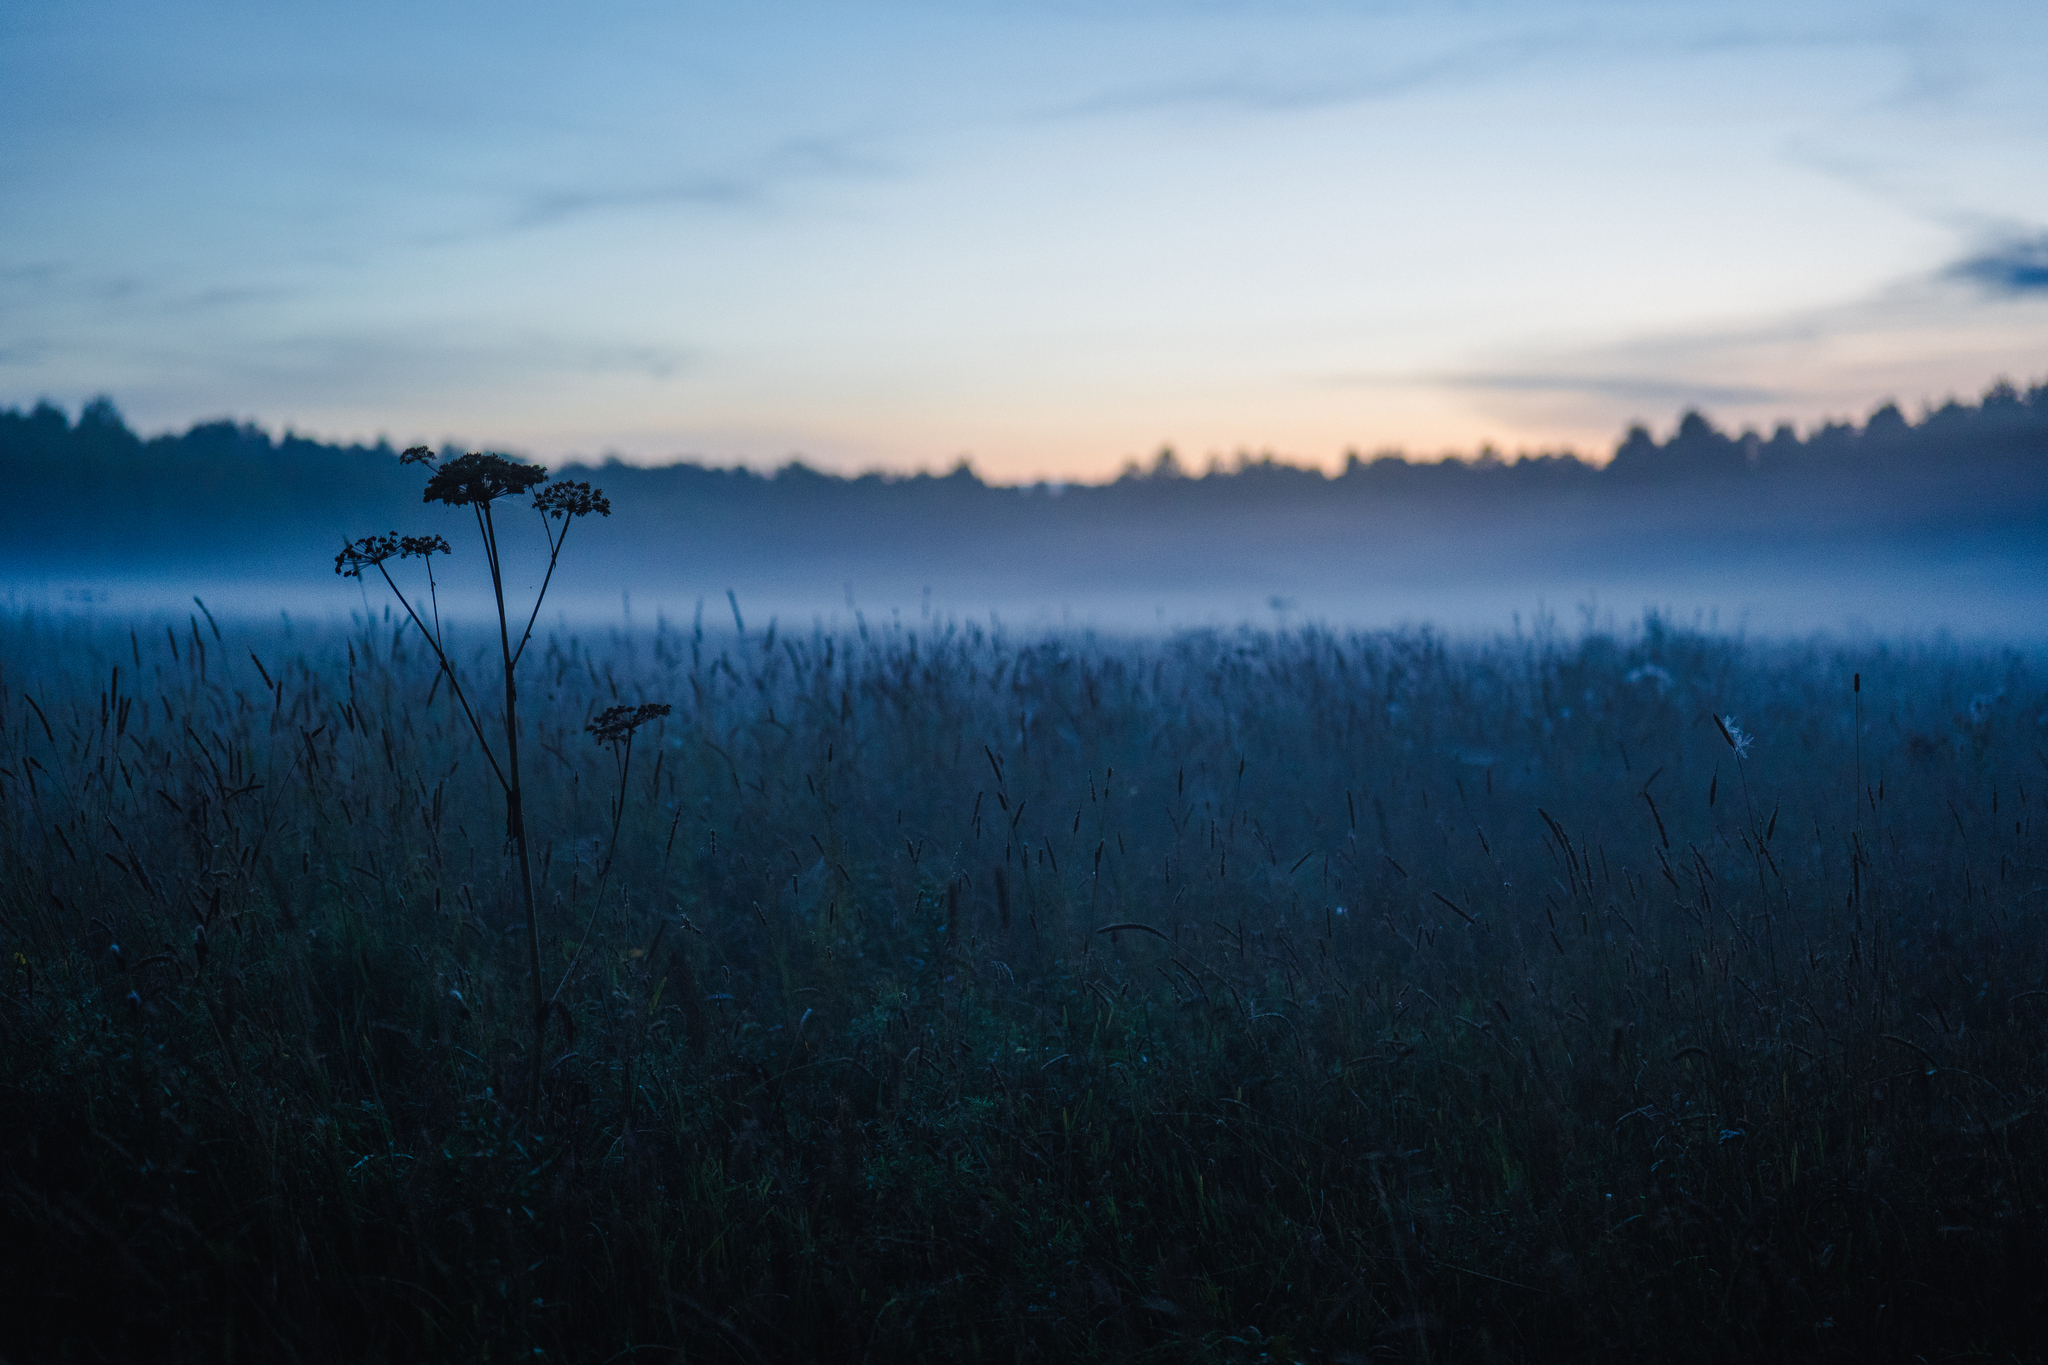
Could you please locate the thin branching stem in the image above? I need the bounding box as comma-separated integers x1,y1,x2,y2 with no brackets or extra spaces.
470,498,546,1114
553,735,630,1002
511,508,576,671
368,558,509,795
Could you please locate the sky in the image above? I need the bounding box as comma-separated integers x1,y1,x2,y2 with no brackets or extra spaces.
3,0,2046,484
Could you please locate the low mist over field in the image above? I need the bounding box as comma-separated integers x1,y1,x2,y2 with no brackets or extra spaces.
5,377,2047,637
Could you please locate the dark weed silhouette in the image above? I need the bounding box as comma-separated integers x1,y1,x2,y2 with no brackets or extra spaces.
337,446,618,1114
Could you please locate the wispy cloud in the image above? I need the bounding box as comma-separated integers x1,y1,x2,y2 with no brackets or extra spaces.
1432,373,1788,408
1402,255,2048,449
510,136,891,231
1318,365,1789,408
1036,10,1886,127
0,262,288,317
160,284,292,315
0,263,66,288
0,262,144,308
204,329,694,391
1038,23,1578,122
29,323,686,416
0,338,54,368
1946,232,2048,296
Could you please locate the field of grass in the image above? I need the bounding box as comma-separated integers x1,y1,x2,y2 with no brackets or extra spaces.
2,604,2044,1361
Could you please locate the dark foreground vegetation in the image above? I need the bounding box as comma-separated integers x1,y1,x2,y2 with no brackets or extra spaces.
3,608,2045,1361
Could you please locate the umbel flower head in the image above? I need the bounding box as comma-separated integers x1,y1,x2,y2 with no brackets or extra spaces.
335,531,452,577
401,446,609,519
587,702,672,748
534,480,611,520
422,451,548,507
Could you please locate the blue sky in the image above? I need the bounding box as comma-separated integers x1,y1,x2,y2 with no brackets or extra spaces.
3,0,2045,481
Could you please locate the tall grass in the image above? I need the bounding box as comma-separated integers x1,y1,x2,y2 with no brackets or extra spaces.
1,606,2042,1361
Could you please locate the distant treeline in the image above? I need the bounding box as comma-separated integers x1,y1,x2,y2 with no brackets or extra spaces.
3,379,2045,570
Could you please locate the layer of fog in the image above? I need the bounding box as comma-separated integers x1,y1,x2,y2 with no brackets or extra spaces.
11,529,2044,643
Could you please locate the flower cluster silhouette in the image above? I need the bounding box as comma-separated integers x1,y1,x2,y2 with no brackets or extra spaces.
420,450,548,507
587,701,672,749
333,531,451,577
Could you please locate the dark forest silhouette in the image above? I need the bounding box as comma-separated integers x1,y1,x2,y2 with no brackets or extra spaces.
4,380,2045,626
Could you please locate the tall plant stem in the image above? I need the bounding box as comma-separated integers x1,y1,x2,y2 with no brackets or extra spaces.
552,729,637,1007
340,449,613,1127
477,500,544,1117
368,560,507,793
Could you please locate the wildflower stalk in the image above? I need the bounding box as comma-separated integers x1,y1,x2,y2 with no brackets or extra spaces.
552,702,671,1008
337,447,611,1120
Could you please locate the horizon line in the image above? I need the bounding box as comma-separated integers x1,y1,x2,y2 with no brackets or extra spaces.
10,370,2046,490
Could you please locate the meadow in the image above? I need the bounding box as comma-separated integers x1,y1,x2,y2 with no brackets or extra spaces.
1,601,2044,1361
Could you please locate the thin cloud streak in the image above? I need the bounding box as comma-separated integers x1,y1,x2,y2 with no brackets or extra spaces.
1035,9,1887,127
1947,233,2048,296
201,331,695,393
509,137,894,232
1037,24,1576,122
1,263,291,318
1426,264,2048,452
1431,374,1789,409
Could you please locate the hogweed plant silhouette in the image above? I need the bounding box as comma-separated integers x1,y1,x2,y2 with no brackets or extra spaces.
336,446,622,1117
